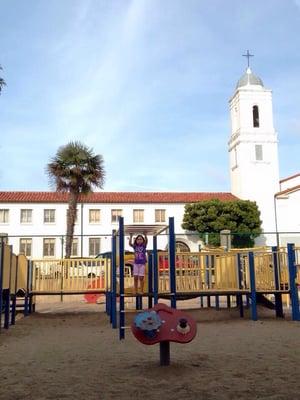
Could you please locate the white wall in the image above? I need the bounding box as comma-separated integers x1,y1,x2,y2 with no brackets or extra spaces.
0,201,201,258
229,81,280,241
276,191,300,239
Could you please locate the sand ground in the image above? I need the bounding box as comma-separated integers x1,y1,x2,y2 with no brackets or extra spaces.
0,299,300,400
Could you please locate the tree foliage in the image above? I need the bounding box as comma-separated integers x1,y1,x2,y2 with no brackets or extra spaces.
182,199,262,248
0,65,6,94
47,141,105,258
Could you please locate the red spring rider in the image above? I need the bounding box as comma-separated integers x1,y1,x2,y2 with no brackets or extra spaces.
131,303,197,366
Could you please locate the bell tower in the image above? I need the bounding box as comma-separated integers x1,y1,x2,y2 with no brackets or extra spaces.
228,52,280,243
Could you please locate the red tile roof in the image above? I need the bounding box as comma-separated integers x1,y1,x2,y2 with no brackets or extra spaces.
0,191,237,204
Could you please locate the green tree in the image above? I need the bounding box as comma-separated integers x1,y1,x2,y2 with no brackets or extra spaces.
182,199,262,248
47,141,105,258
0,65,6,94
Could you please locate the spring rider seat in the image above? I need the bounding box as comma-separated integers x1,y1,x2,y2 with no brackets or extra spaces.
131,303,197,366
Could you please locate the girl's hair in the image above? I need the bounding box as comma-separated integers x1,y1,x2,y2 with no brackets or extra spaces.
134,235,146,246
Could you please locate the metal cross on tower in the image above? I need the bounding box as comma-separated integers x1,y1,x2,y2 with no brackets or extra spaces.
242,50,254,68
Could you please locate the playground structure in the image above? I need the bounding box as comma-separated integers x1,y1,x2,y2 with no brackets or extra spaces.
0,241,31,331
1,217,300,333
106,217,300,341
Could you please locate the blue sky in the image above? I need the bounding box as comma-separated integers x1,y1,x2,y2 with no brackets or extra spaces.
0,0,300,192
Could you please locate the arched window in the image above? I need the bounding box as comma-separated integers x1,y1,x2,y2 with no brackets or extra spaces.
253,105,259,127
176,241,190,253
164,241,190,253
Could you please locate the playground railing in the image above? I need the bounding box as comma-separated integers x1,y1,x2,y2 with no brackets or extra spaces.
31,257,110,293
157,251,249,293
253,251,276,291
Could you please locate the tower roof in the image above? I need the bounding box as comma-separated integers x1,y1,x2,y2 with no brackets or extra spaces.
236,67,264,89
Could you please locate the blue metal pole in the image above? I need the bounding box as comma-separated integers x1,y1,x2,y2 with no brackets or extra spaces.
272,246,283,318
153,235,159,305
205,255,210,288
4,289,10,329
237,253,244,318
148,252,153,308
207,295,211,308
24,260,31,317
29,260,34,314
205,255,210,308
248,251,257,321
226,295,231,308
246,294,250,308
287,243,300,321
168,217,176,309
109,238,113,321
3,247,12,330
105,253,109,315
0,239,4,331
11,255,18,325
105,293,109,315
119,217,125,339
111,231,117,328
5,246,14,327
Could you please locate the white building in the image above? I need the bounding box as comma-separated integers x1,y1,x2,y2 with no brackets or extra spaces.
275,173,300,246
229,65,300,246
0,192,235,258
1,63,299,256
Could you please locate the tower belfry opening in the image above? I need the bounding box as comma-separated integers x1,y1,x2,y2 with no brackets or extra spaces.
253,105,260,127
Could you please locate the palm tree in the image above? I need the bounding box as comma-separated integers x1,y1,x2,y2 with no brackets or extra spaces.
0,65,6,94
47,141,105,258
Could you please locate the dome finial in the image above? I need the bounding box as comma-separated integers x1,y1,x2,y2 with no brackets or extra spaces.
242,50,254,68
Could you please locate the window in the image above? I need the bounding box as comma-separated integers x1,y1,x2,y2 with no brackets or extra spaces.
155,209,166,223
43,238,56,257
176,241,190,253
253,105,259,127
165,241,190,252
133,209,144,223
89,238,101,256
71,238,78,257
111,209,123,223
44,209,55,223
20,238,32,257
0,209,9,223
20,209,32,223
89,209,101,224
255,144,263,161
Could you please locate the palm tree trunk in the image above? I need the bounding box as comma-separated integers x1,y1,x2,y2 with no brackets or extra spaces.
65,190,78,258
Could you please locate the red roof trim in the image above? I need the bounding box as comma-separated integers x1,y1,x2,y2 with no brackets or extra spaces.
279,172,300,183
275,184,300,197
0,191,238,204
